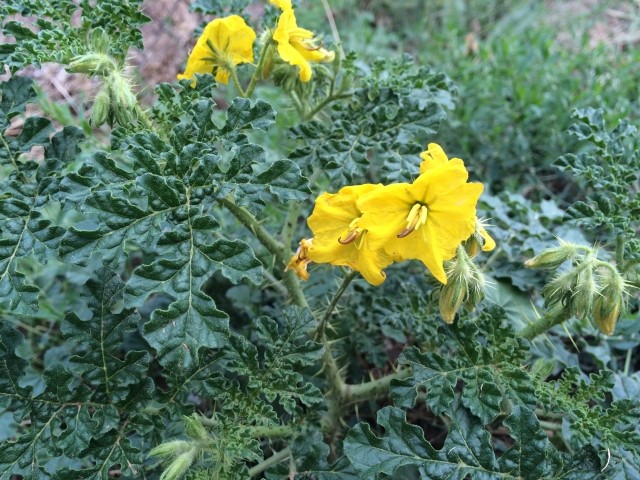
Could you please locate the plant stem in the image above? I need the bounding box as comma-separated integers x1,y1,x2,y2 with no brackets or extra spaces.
539,420,562,431
248,447,291,477
517,306,573,341
343,368,411,405
221,197,308,308
280,200,302,248
229,67,247,97
303,92,351,121
198,416,293,438
315,270,357,340
623,347,633,376
615,235,625,268
245,40,272,98
221,198,287,266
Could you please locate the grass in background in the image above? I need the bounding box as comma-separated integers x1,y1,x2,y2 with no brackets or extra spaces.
300,0,640,200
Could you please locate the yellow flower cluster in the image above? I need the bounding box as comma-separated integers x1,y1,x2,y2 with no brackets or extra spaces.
287,144,495,285
178,3,334,86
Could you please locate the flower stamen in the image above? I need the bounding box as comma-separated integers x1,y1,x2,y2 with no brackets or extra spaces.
338,217,363,244
398,203,428,238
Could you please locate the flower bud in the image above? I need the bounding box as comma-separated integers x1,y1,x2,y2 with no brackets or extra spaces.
542,269,578,310
573,264,596,320
149,440,192,459
159,449,197,480
68,53,117,76
593,266,625,335
184,414,209,441
438,248,485,324
261,44,275,80
525,242,576,270
439,276,466,324
109,71,137,109
107,71,137,126
464,262,485,310
90,86,111,127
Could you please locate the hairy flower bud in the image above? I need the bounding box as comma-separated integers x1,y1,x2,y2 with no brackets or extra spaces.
573,264,596,320
90,86,111,127
593,266,625,335
439,275,466,324
68,53,117,76
184,414,209,441
438,248,485,324
159,449,197,480
261,43,275,80
542,269,578,310
149,440,192,459
108,71,137,126
464,262,485,310
525,242,577,270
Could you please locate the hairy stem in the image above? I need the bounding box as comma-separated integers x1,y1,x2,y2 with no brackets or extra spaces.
517,306,573,341
343,368,412,405
615,235,625,268
221,198,308,307
221,198,287,265
280,200,302,248
303,92,352,121
245,39,272,98
229,67,247,98
248,447,291,477
315,270,357,340
198,416,293,438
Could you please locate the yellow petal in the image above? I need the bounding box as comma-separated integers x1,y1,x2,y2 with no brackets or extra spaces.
419,143,449,172
383,222,447,284
272,9,329,82
479,224,496,252
178,15,256,86
270,0,292,10
356,183,416,250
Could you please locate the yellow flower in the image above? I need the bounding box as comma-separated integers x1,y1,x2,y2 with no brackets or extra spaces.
421,143,496,257
272,8,334,82
305,184,393,286
270,0,292,10
285,238,313,281
357,160,483,284
177,15,256,86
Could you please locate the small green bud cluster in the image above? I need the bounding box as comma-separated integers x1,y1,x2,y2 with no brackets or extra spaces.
67,28,139,127
438,247,486,324
91,70,138,127
149,415,211,480
528,242,627,335
524,240,577,269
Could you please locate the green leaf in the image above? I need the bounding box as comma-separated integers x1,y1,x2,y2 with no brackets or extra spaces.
267,430,358,479
290,55,454,185
221,97,276,134
225,306,323,415
392,307,536,424
1,0,149,71
499,406,563,478
61,268,151,404
344,403,577,480
128,237,262,368
0,322,28,409
0,76,36,132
